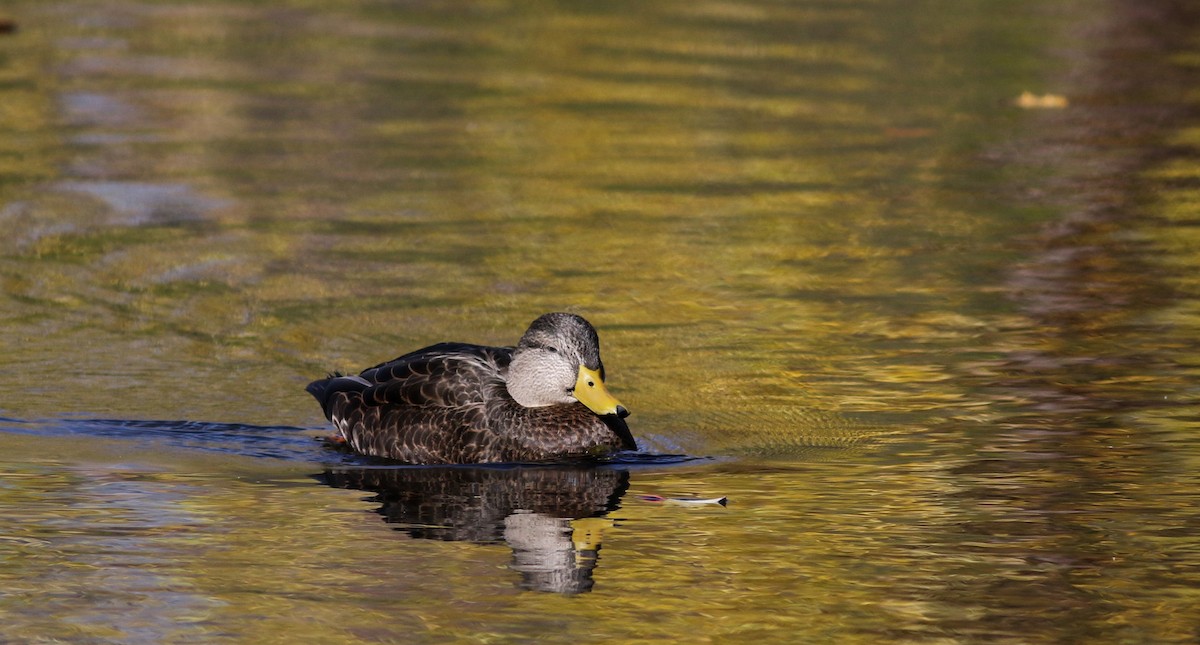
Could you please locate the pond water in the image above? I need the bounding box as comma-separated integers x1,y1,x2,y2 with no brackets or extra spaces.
3,0,1200,642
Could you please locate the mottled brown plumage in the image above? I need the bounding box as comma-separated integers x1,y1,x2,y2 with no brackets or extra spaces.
306,313,636,464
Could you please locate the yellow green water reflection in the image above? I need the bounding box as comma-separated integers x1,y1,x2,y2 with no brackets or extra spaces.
6,435,1200,643
2,0,1200,642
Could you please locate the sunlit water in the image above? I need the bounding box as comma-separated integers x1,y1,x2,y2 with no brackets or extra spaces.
2,0,1200,642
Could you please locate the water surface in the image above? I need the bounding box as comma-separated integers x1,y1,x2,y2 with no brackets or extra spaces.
2,0,1200,642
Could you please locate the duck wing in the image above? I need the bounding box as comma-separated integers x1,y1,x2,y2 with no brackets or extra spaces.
306,343,514,462
358,343,512,404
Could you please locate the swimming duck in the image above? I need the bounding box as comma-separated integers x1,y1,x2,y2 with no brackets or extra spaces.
306,313,635,464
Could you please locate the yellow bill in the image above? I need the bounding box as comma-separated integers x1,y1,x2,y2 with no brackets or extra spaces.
574,365,625,416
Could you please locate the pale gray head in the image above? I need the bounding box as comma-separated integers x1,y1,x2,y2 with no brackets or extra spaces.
506,313,628,417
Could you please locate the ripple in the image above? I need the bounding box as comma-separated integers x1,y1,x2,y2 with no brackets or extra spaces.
0,416,711,468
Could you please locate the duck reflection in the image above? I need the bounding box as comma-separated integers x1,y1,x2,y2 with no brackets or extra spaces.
317,465,629,594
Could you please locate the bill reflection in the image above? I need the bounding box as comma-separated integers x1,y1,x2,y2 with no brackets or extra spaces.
318,465,629,594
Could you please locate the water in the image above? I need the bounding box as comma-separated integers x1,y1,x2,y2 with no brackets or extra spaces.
2,0,1200,641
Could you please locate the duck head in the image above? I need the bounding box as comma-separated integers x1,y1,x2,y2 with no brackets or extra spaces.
507,313,630,418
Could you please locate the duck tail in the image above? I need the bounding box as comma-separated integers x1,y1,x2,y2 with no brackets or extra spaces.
305,373,370,420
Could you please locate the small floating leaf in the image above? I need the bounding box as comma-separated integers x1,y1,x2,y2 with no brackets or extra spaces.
1015,91,1069,109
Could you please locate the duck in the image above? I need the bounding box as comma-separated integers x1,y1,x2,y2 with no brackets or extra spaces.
306,312,636,464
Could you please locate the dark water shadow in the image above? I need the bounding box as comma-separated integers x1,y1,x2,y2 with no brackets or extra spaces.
0,416,365,465
316,452,706,594
319,464,628,594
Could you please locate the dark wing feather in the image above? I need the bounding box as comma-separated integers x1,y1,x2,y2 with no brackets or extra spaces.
358,343,509,384
307,344,515,462
358,345,509,409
